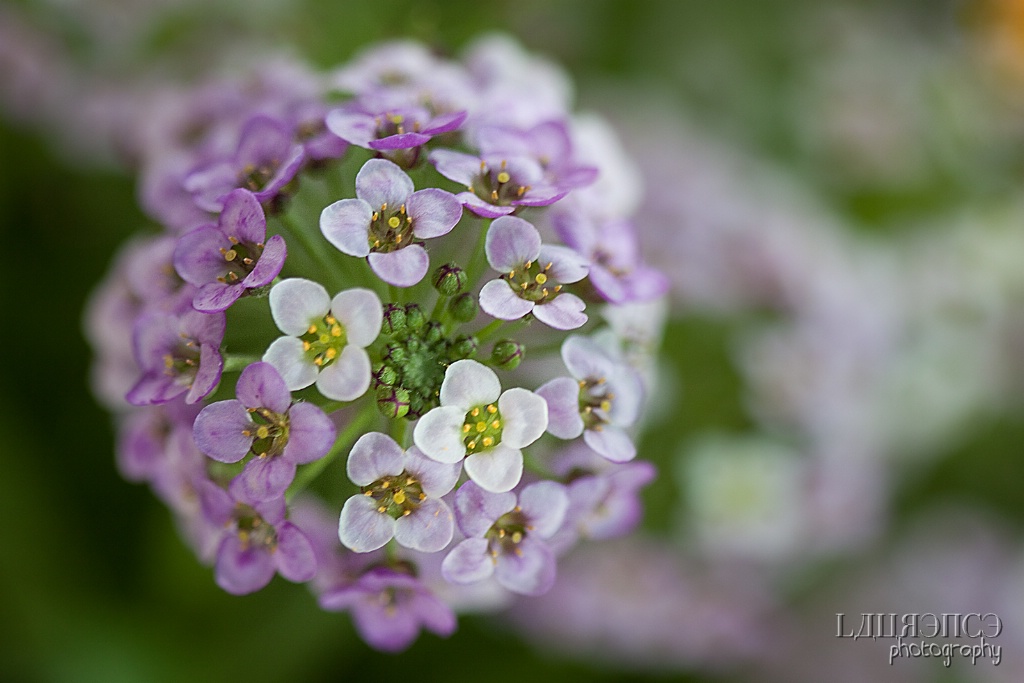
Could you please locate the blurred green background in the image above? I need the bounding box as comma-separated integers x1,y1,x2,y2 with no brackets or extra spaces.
3,0,1024,681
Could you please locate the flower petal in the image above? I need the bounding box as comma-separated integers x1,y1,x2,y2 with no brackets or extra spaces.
243,234,286,288
269,278,330,336
219,188,266,244
517,481,569,538
429,149,482,185
339,495,396,552
355,158,414,210
236,361,291,413
394,498,454,552
561,334,614,381
193,400,253,463
485,215,541,272
412,406,467,463
441,538,494,584
497,388,547,449
538,244,589,284
263,336,318,391
236,456,296,502
494,537,555,595
274,522,317,583
320,198,372,257
215,535,275,595
330,288,382,347
533,294,588,330
283,402,337,465
316,344,371,401
347,432,405,486
407,188,462,239
479,279,534,321
368,246,429,288
454,480,516,537
193,281,243,313
403,446,461,497
535,377,584,439
439,359,501,411
583,426,637,463
464,444,523,493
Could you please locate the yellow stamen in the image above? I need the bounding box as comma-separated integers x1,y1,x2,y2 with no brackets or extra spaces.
324,348,337,360
471,408,480,417
497,171,511,184
491,420,500,429
308,324,318,334
482,436,493,447
256,426,270,439
393,490,406,505
388,216,401,228
487,404,497,414
476,421,486,432
223,249,237,261
535,273,548,285
331,324,342,337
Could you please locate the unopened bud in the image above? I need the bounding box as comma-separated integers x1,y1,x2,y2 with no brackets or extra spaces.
376,386,411,419
449,335,478,360
373,363,398,388
384,342,406,364
423,321,444,344
491,339,524,370
448,292,478,323
382,303,406,336
404,303,426,330
431,263,467,296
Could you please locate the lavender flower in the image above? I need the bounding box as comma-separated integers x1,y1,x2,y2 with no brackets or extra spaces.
429,149,567,218
263,278,382,400
413,360,548,493
442,480,568,595
479,215,589,330
475,121,598,190
536,334,644,462
326,104,465,153
199,482,316,595
184,114,305,212
173,188,286,312
338,432,460,553
319,565,457,652
320,158,462,287
126,309,225,406
193,362,337,502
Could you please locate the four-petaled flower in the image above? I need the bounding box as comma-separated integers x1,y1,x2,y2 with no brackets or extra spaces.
320,158,463,287
536,335,644,462
326,104,466,153
198,482,317,595
193,362,337,502
442,480,568,595
339,432,460,553
414,360,547,493
429,149,567,218
479,215,589,330
173,188,286,313
263,278,383,401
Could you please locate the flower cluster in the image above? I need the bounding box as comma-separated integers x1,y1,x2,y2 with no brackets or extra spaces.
86,35,667,652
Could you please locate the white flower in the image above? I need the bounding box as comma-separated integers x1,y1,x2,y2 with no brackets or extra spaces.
263,278,382,401
413,360,547,493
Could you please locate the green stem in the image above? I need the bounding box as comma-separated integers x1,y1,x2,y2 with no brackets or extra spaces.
463,219,491,289
222,354,262,373
286,403,378,502
388,284,403,305
391,417,408,449
475,319,505,344
275,213,344,289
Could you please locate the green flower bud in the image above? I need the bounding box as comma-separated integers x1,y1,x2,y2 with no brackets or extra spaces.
404,303,426,330
448,292,478,323
384,342,406,364
449,335,478,360
431,263,467,296
423,322,444,344
376,386,411,419
382,303,407,336
373,363,398,388
491,339,525,370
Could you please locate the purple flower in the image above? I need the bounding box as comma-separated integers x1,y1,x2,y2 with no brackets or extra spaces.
326,104,465,152
319,566,456,652
442,480,568,595
320,159,462,287
479,215,589,330
126,309,225,406
198,482,317,595
193,362,336,502
535,335,644,462
475,121,598,190
173,189,286,313
338,432,460,553
184,114,305,212
429,149,567,218
552,205,669,304
413,360,547,493
263,278,382,400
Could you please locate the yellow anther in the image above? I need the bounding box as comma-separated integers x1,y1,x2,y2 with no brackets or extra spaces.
373,239,381,247
600,400,612,412
243,257,253,266
516,186,526,197
406,477,415,486
325,315,336,325
498,529,506,538
302,341,311,351
468,440,477,450
241,429,252,437
419,492,426,500
402,509,411,516
487,404,497,413
364,490,373,496
395,233,403,244
228,236,239,245
390,114,404,124
491,420,501,429
496,171,511,184
308,324,318,334
163,355,174,369
325,347,338,360
514,547,523,557
490,190,499,201
377,506,387,513
331,324,342,337
227,272,239,281
511,531,523,543
256,426,270,439
393,490,406,505
554,285,562,292
471,408,480,417
314,357,323,366
535,273,548,285
380,480,390,488
399,204,406,215
500,160,508,170
482,436,494,447
463,424,471,434
476,421,486,432
223,249,237,261
508,270,515,278
381,202,388,212
388,216,401,228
